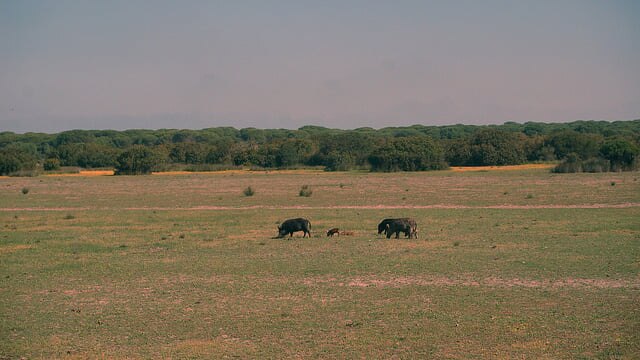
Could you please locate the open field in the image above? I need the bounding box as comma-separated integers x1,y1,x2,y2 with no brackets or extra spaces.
1,168,639,358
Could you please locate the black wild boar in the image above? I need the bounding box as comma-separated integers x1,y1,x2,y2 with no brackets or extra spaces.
277,218,311,238
377,218,396,235
385,218,418,239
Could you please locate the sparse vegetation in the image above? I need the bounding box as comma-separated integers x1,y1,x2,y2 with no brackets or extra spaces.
299,184,312,197
243,186,255,196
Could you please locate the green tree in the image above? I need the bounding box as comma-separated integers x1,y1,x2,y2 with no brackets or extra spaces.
55,143,119,168
0,144,38,175
546,130,602,160
369,137,447,172
443,139,472,166
275,139,315,167
600,139,639,171
468,128,526,166
115,145,165,175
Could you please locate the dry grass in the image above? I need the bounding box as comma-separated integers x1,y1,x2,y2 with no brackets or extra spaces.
45,170,115,177
450,164,555,172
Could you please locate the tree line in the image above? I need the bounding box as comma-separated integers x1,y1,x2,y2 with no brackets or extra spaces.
1,120,639,175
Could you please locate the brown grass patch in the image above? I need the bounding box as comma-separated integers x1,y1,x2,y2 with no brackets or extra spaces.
301,275,640,289
172,336,258,356
0,244,34,255
46,170,114,177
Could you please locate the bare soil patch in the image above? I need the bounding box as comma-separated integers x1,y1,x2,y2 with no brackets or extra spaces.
0,244,34,255
302,275,640,289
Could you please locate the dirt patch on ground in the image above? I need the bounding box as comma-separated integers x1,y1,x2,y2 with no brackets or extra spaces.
172,336,257,356
0,244,34,255
2,203,639,212
302,275,640,289
107,202,640,210
0,207,91,211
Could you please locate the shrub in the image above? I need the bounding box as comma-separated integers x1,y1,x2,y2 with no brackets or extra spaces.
582,158,610,173
552,153,582,173
243,186,255,196
21,187,29,195
299,185,313,197
43,158,61,171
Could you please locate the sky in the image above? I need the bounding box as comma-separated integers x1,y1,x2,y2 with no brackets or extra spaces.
1,0,639,133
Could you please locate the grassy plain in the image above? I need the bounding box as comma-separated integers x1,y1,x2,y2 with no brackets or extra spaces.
1,168,639,358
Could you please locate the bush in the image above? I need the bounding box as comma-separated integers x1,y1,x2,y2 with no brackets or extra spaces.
582,158,610,173
299,185,313,197
243,186,255,196
43,158,61,171
553,153,628,173
552,153,582,173
21,187,29,195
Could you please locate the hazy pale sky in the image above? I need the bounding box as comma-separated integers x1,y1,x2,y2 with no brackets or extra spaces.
2,0,639,133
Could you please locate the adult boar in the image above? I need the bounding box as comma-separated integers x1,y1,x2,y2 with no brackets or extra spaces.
385,218,418,239
277,218,312,238
377,218,396,235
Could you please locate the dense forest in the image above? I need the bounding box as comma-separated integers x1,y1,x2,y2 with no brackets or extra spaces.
1,120,639,175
